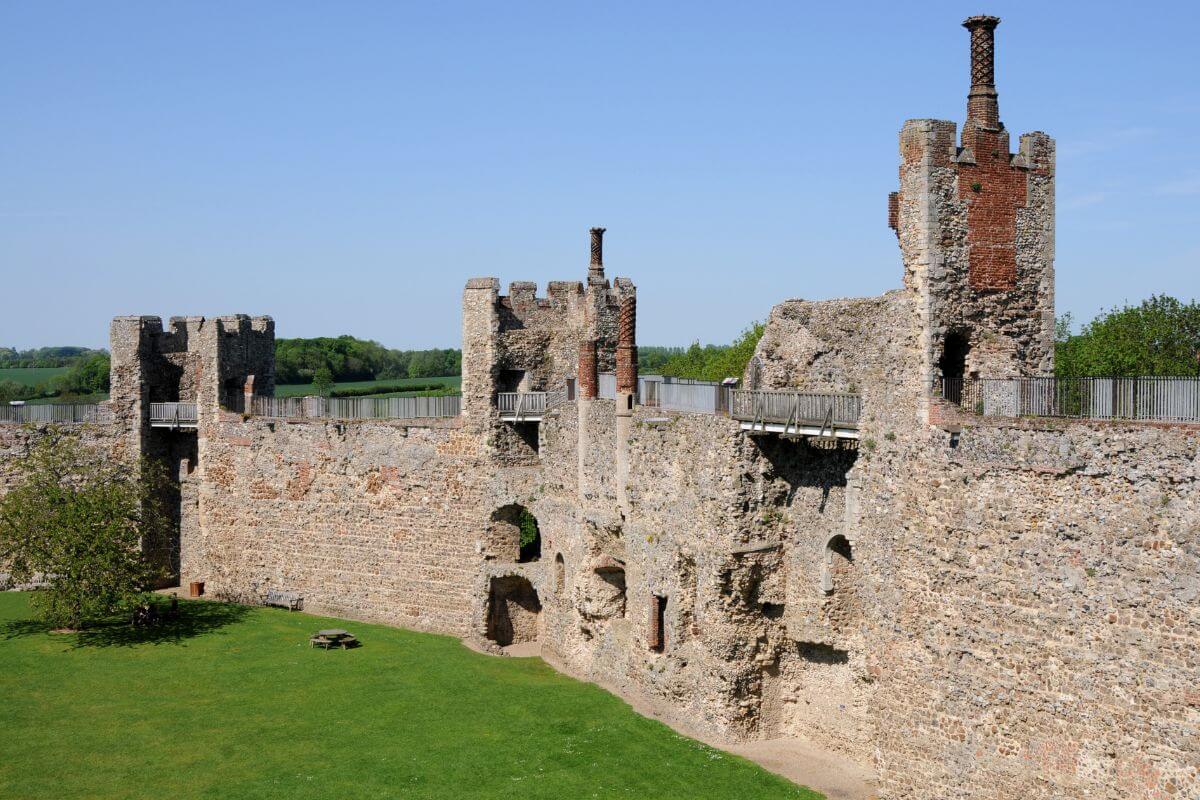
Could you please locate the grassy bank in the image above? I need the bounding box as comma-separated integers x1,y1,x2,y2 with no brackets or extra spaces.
0,592,818,799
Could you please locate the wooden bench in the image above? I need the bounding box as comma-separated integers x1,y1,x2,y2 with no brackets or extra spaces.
264,589,303,611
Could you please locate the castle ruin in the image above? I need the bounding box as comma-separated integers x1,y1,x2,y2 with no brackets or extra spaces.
2,17,1197,800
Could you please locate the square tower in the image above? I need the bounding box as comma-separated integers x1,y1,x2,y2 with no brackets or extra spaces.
891,16,1055,392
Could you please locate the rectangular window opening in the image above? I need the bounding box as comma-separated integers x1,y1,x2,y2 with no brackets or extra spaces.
649,594,667,653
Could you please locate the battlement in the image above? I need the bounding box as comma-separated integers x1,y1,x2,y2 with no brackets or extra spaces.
460,230,637,430
108,313,276,415
892,17,1056,391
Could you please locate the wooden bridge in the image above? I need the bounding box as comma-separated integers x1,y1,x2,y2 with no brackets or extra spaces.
729,389,862,440
497,388,567,422
149,402,198,429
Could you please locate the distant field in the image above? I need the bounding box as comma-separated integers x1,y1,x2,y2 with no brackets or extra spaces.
275,375,461,398
0,367,68,387
24,394,108,405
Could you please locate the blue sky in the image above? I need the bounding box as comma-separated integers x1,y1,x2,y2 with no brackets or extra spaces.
2,1,1197,350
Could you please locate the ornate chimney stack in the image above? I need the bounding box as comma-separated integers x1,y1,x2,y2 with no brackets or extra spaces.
578,339,599,400
963,15,1002,132
615,295,638,396
588,227,606,284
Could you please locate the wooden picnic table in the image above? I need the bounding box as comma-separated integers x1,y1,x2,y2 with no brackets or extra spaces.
310,629,358,650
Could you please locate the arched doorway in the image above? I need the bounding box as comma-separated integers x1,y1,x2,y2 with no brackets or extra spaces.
485,575,541,647
486,504,541,563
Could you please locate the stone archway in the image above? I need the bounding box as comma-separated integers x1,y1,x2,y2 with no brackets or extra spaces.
485,504,541,563
485,575,541,647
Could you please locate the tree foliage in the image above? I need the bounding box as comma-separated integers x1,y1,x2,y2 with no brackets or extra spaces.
517,508,540,562
0,430,173,629
658,323,765,382
274,336,461,384
312,366,335,398
0,346,104,369
637,346,686,374
1056,295,1200,378
0,353,111,403
54,353,111,396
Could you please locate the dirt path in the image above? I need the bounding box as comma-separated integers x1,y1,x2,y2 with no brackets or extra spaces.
507,643,878,799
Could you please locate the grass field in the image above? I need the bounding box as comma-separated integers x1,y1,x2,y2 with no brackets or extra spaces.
0,367,68,387
276,375,461,398
0,592,819,800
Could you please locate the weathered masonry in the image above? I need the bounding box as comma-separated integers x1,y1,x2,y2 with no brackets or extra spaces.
1,16,1196,800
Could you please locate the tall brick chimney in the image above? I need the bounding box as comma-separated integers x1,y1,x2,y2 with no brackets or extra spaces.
578,339,599,400
588,227,606,284
963,15,1002,132
615,295,638,395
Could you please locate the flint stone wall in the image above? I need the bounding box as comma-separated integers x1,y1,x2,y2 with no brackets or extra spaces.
860,420,1198,799
187,413,495,635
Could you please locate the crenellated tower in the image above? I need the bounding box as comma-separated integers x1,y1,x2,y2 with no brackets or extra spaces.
891,15,1055,393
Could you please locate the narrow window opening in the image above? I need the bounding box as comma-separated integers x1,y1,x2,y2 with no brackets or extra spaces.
649,594,667,653
554,553,565,594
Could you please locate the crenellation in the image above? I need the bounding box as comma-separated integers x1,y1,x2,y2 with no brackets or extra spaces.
0,14,1193,800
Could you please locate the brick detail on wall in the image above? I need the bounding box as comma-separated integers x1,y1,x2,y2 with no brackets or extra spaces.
887,191,899,234
615,295,638,394
957,129,1028,291
578,339,598,399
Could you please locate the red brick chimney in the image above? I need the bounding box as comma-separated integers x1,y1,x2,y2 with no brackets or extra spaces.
615,296,638,395
588,227,606,283
963,15,1002,132
578,339,598,400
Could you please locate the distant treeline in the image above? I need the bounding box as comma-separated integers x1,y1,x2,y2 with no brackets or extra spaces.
328,382,454,398
0,354,111,403
0,346,106,369
650,324,766,383
275,337,462,384
637,347,686,374
1056,295,1200,378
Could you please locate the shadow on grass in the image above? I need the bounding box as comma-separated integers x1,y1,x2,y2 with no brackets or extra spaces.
2,599,253,648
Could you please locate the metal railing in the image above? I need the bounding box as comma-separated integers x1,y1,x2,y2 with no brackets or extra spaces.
0,403,106,424
149,402,199,426
595,373,733,414
598,373,618,400
251,394,461,420
730,389,862,429
642,380,733,414
940,377,1200,423
496,388,567,419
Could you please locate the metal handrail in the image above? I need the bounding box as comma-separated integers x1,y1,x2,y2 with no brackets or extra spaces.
730,389,862,429
250,394,461,420
938,376,1200,423
149,402,198,425
0,403,106,424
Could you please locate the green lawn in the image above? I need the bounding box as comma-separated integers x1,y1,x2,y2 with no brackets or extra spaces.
0,367,68,387
0,592,818,800
276,375,462,398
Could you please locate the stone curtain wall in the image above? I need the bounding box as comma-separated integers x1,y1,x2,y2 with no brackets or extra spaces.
188,414,495,635
859,421,1199,799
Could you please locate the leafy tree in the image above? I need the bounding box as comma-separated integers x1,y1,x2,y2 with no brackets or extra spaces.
274,336,461,384
312,366,335,398
0,429,172,629
0,346,105,369
660,323,765,382
53,353,111,396
638,346,686,374
517,508,540,562
1056,296,1200,378
0,380,38,403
